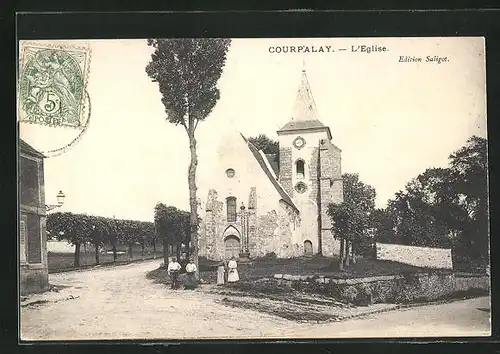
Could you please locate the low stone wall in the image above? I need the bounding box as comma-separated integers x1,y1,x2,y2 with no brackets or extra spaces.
376,243,453,269
274,272,489,305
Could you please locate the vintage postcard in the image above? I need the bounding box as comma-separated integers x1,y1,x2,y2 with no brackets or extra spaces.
18,37,490,341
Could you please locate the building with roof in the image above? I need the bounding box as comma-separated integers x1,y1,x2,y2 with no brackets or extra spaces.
19,139,50,294
199,69,343,260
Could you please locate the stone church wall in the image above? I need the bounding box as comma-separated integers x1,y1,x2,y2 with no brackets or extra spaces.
200,188,300,260
278,147,293,196
376,242,453,269
251,206,301,259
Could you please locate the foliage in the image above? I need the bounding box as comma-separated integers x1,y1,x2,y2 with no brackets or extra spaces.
46,212,92,246
327,173,377,257
47,212,155,266
383,136,488,269
146,38,231,276
248,134,279,155
154,203,191,258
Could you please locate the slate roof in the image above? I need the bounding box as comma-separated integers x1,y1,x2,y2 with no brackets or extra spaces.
277,119,333,140
240,134,298,213
278,119,325,131
19,139,45,158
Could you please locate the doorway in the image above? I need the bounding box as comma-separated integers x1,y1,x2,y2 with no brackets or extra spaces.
304,240,313,256
224,235,240,259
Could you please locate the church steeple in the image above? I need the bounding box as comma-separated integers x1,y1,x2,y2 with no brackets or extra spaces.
291,68,319,122
277,67,332,140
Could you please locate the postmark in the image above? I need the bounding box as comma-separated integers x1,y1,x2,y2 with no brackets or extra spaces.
18,42,92,157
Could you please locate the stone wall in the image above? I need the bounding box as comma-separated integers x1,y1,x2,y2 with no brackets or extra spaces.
278,147,293,196
201,187,299,260
376,242,453,269
251,206,300,259
320,230,340,256
275,272,489,304
20,265,49,295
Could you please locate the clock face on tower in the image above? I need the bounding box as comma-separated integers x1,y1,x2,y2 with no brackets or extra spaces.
293,136,306,150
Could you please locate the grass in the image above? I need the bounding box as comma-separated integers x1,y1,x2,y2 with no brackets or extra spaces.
146,255,449,286
48,246,164,273
199,255,449,280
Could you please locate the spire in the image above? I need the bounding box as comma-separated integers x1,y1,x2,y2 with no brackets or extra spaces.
291,67,319,121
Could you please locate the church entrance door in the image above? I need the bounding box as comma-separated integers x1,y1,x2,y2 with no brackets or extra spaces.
304,240,313,256
224,236,240,259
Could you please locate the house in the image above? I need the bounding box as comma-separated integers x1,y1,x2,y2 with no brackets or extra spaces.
199,69,344,260
19,139,49,295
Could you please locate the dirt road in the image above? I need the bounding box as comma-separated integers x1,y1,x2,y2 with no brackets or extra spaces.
20,259,491,340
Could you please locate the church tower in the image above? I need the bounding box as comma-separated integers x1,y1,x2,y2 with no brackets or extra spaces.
277,69,343,256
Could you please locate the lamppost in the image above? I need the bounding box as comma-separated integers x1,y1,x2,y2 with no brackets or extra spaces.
46,190,66,212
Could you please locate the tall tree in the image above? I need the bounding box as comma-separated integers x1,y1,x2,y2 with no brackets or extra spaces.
146,38,231,277
154,203,171,265
449,136,489,265
385,136,488,270
328,173,376,269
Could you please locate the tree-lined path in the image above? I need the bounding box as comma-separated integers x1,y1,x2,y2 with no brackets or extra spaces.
21,260,490,340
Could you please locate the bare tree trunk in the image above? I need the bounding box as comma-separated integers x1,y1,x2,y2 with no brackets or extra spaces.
128,243,133,262
112,244,117,262
351,242,357,264
95,243,100,265
339,238,345,271
187,127,199,278
162,238,168,266
141,243,145,261
74,241,81,267
153,241,156,259
344,241,351,267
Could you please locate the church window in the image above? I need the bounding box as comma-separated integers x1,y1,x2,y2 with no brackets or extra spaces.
295,182,307,194
226,197,237,222
296,159,305,179
226,168,235,178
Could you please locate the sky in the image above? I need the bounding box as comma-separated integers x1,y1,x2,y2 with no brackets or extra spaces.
19,37,487,222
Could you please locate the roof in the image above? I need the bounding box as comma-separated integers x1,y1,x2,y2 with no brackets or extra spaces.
19,139,45,158
240,134,299,213
264,154,280,177
277,70,333,140
277,119,333,140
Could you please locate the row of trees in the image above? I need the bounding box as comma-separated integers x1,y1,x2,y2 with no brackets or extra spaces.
328,136,489,271
47,212,156,267
47,204,191,267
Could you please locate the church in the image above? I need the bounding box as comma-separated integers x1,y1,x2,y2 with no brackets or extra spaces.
199,69,343,260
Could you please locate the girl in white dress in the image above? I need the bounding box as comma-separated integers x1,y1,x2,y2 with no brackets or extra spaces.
227,257,239,282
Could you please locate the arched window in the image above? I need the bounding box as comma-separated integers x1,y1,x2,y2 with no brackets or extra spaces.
226,197,237,222
296,159,305,179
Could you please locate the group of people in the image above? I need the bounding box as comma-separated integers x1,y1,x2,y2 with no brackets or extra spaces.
166,256,240,290
167,257,198,290
217,256,239,285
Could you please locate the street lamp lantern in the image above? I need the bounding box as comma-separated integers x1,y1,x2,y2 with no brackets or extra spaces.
46,190,66,212
56,190,66,205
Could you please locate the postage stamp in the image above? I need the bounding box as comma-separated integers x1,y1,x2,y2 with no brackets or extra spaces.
18,42,91,129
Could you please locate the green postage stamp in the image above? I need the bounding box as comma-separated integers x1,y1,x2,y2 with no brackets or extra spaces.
18,42,91,128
